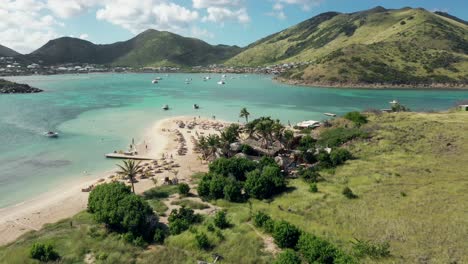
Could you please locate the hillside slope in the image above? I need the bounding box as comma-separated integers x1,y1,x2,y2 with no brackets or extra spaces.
28,30,241,67
227,7,468,86
0,44,20,57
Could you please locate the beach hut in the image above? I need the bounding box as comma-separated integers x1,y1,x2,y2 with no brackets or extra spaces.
458,105,468,111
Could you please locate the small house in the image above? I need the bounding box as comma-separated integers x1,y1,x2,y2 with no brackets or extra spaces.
459,105,468,111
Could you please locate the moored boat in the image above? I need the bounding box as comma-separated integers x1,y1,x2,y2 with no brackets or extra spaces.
44,131,59,138
162,105,169,110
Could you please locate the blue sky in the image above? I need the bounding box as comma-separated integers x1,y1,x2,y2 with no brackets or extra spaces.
1,0,467,53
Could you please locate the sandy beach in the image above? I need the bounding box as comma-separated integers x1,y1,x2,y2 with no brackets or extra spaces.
0,116,228,246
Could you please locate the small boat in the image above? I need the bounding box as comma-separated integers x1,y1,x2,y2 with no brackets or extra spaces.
152,79,159,84
204,76,211,80
162,105,169,110
389,100,399,104
193,104,200,109
217,80,225,85
44,131,59,138
222,74,227,78
155,77,162,80
324,113,337,117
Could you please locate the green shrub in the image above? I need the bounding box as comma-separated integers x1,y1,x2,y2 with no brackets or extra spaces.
209,157,257,181
253,211,272,228
88,182,157,241
299,135,316,150
273,221,301,249
197,174,212,198
209,174,228,199
207,223,215,232
309,183,318,193
297,233,338,264
195,232,211,250
223,178,243,202
178,183,190,196
245,166,285,199
153,228,168,244
344,111,368,126
352,239,391,258
342,187,358,199
299,168,321,183
213,211,230,229
168,206,202,235
273,249,301,264
30,243,59,262
330,148,353,166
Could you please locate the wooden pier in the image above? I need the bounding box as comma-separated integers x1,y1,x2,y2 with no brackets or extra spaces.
105,153,154,160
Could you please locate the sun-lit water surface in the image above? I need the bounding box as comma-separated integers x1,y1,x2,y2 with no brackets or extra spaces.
1,73,467,207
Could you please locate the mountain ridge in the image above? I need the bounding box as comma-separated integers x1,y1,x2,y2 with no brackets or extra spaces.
0,44,20,57
226,6,468,86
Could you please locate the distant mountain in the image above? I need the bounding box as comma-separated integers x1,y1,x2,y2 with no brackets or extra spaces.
28,29,242,67
0,44,20,57
227,7,468,86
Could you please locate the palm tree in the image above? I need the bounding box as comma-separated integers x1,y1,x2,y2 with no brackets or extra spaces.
206,134,221,160
240,108,250,123
116,160,143,193
283,130,295,149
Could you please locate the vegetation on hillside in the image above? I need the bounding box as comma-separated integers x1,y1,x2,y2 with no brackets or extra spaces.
1,108,468,263
227,7,468,86
27,29,242,67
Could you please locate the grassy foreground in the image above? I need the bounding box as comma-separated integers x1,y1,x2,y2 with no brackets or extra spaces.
1,111,467,263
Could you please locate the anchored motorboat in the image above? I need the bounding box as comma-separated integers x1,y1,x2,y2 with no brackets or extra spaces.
152,79,159,84
217,80,225,85
193,104,200,109
44,131,59,138
162,105,169,110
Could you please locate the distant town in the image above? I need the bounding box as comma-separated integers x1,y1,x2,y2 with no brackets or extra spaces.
0,56,311,77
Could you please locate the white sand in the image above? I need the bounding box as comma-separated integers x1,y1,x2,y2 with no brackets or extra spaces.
0,116,227,246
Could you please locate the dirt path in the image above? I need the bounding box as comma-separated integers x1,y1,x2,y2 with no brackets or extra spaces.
247,223,280,256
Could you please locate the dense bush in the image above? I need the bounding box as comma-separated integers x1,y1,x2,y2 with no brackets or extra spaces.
209,157,257,181
241,144,256,155
297,233,342,264
213,211,230,229
318,127,367,147
316,150,333,168
309,183,318,193
342,187,358,199
195,232,211,250
330,148,353,166
299,168,321,183
30,243,59,262
299,135,316,150
88,182,157,241
153,228,168,244
168,206,202,235
253,211,272,228
273,221,301,249
223,178,243,202
273,249,301,264
178,183,190,196
244,166,286,199
344,111,368,126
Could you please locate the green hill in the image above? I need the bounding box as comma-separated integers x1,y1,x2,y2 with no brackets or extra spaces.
0,44,20,57
227,7,468,86
28,29,242,67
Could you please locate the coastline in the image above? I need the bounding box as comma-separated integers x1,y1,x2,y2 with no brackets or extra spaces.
274,77,468,90
0,116,228,246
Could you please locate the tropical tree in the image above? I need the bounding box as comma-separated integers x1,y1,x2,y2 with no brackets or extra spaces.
116,160,143,193
283,130,295,149
206,134,221,160
240,107,250,123
255,118,275,148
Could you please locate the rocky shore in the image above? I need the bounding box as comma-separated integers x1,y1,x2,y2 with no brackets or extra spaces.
275,77,468,90
0,79,43,94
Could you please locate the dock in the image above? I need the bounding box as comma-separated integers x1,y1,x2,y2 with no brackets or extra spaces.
105,153,154,160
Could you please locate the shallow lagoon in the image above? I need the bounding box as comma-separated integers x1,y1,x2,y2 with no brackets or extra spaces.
1,73,467,207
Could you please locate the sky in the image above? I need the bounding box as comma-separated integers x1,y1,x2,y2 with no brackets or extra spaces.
1,0,467,54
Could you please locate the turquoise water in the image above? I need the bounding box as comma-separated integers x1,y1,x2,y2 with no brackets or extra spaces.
1,73,467,208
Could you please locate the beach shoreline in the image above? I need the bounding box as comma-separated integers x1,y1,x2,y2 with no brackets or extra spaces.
0,115,228,246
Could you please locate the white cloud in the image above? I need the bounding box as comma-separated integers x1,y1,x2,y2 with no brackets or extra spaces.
269,0,322,20
47,0,97,18
192,0,242,9
0,0,60,53
190,26,214,39
79,33,89,40
203,7,250,24
96,1,199,34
